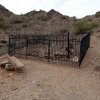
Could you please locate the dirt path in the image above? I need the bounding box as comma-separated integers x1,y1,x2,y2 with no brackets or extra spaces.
0,33,100,100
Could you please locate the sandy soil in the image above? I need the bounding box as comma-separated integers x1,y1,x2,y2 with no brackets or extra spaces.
0,32,100,100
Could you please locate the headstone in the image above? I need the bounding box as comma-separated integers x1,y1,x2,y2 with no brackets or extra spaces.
39,48,45,58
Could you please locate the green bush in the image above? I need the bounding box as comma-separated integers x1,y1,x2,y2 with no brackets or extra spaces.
90,22,98,28
74,20,98,34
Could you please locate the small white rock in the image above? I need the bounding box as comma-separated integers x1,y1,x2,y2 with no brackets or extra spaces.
5,64,14,71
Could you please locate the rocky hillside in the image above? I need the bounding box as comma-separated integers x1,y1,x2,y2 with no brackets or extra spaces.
0,4,77,36
0,4,100,36
0,4,13,17
6,10,72,35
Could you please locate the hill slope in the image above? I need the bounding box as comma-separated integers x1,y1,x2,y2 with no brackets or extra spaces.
0,5,75,35
0,4,100,36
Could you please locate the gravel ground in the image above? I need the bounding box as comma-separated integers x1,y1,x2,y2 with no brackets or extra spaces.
0,33,100,100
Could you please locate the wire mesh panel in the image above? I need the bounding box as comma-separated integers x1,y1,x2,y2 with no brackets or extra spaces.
48,33,81,66
26,35,49,61
8,32,90,67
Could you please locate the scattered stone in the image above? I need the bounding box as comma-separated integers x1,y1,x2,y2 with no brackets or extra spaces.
0,81,4,84
5,63,14,71
37,81,42,87
12,87,18,91
69,56,79,62
7,73,14,77
37,83,41,87
94,65,100,71
90,46,94,48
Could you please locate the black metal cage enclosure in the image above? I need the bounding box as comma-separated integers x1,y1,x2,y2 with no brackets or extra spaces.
8,32,90,67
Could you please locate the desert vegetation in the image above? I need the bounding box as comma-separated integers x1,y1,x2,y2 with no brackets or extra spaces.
0,4,100,36
0,17,7,29
73,20,99,34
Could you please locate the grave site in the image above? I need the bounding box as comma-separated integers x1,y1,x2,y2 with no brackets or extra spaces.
0,32,100,100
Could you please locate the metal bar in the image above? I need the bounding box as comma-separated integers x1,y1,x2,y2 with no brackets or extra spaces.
26,38,28,59
67,32,70,59
8,37,11,55
48,40,51,62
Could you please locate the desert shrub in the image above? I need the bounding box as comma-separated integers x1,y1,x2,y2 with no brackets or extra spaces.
0,44,3,48
0,22,6,29
11,18,25,24
72,16,77,22
37,15,49,21
22,24,28,27
60,29,68,33
0,17,7,29
90,22,98,28
62,16,66,19
62,16,70,21
74,21,87,34
41,17,48,21
0,17,4,21
95,11,100,17
88,18,92,21
0,39,7,44
74,20,98,34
